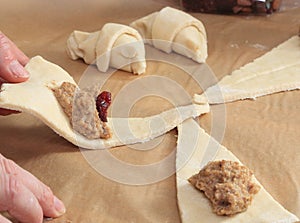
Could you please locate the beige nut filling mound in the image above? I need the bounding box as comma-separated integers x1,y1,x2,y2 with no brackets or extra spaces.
53,82,111,139
188,160,260,216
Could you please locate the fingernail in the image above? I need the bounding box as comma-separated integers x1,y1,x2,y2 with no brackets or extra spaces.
54,196,66,215
9,60,30,79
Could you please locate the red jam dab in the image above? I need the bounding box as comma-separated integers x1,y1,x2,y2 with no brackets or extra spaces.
96,91,111,122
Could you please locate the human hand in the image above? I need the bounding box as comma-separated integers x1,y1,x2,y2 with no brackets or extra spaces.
0,154,66,223
0,32,30,116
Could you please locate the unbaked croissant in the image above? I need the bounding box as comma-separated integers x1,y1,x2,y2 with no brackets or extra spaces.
66,23,146,74
130,7,208,63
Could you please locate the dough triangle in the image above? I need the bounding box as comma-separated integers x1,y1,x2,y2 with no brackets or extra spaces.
0,56,209,149
176,119,299,222
194,36,300,104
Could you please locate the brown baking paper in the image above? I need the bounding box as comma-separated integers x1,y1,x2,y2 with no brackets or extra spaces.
0,0,299,222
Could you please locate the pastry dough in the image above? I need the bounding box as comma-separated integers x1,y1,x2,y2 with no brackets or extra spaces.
130,7,208,63
176,118,299,222
194,36,300,104
66,23,146,74
0,56,209,149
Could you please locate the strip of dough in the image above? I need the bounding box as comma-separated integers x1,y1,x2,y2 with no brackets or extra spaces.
0,56,209,150
194,36,300,104
130,7,208,63
66,23,146,74
176,119,299,222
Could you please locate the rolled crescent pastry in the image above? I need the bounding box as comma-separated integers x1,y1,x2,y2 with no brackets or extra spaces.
130,7,208,63
66,23,146,75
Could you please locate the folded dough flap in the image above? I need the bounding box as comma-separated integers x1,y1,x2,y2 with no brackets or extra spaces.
109,31,146,74
129,12,158,45
0,56,77,142
66,30,99,64
172,26,208,63
95,23,145,73
151,7,207,54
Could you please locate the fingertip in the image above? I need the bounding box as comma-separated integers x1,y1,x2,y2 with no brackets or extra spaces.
37,187,66,218
9,60,29,79
0,34,30,83
1,60,30,83
53,196,66,217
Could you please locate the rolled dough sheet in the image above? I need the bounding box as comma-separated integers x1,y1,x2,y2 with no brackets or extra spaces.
130,7,207,63
0,56,209,149
176,119,299,223
194,36,300,104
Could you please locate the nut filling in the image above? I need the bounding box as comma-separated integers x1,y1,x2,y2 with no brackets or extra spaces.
188,160,260,216
53,82,111,139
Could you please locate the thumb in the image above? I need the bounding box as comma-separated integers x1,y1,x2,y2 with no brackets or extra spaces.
0,33,29,83
0,60,30,83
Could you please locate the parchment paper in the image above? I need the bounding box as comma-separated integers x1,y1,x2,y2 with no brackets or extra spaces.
0,0,299,222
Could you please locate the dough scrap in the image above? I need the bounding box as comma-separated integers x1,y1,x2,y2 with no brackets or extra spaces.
66,23,146,74
194,36,300,104
176,119,299,222
0,56,209,149
130,7,208,63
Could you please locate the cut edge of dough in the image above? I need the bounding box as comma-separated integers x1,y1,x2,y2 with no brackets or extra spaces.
193,36,300,105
